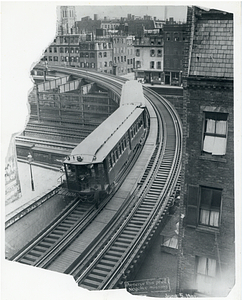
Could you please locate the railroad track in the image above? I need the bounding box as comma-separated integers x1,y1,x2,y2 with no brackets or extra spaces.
65,87,182,290
12,68,182,291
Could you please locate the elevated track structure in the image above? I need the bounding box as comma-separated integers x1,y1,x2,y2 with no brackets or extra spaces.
9,67,182,291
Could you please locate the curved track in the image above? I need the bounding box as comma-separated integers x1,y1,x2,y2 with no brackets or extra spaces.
12,67,182,291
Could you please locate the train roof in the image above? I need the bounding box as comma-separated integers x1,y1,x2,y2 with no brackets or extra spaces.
120,80,145,107
65,104,144,165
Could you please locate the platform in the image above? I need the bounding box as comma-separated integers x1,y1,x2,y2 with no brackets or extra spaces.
5,162,61,220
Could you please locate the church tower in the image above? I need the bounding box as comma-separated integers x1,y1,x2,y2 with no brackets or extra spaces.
58,6,76,35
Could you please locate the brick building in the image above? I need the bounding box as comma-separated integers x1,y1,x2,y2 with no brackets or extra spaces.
163,23,186,85
177,7,234,297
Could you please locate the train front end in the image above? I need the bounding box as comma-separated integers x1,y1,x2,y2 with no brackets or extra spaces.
63,153,110,198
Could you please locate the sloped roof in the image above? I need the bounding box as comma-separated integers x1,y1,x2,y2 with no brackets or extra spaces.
190,16,233,78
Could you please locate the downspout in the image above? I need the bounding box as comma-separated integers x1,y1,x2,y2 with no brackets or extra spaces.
187,7,195,76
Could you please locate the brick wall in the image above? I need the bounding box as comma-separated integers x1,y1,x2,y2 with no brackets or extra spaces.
180,78,235,296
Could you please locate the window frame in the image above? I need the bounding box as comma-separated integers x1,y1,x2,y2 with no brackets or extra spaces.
202,111,228,156
199,186,222,228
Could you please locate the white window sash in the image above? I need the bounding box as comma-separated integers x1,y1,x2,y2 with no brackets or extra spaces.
212,137,227,155
203,135,215,153
216,120,227,135
206,119,216,133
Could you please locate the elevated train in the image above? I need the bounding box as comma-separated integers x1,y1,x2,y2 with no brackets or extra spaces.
63,80,148,198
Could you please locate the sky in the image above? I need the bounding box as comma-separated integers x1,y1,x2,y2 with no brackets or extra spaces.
75,5,188,22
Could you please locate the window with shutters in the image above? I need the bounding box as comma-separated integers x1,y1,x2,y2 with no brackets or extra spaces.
196,256,217,295
202,112,228,156
186,185,222,229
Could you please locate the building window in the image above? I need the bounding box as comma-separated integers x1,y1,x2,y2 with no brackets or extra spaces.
136,49,140,57
199,187,222,227
202,112,228,155
166,33,170,41
121,56,123,62
61,56,65,62
130,58,132,64
65,56,69,62
196,256,217,295
91,62,95,68
174,33,179,41
49,48,52,53
157,38,162,45
157,49,162,57
65,47,69,53
157,61,161,69
54,56,58,61
150,38,155,45
150,49,155,57
109,61,112,67
60,47,64,53
104,52,107,57
150,61,155,69
136,61,141,68
90,53,95,58
186,185,222,229
99,52,102,58
104,62,107,67
124,56,126,62
49,56,52,61
75,48,79,53
85,53,89,58
114,57,117,63
54,47,57,53
70,48,74,53
118,57,120,63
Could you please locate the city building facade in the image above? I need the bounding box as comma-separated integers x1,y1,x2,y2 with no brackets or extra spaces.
133,29,164,84
178,6,234,297
163,23,186,85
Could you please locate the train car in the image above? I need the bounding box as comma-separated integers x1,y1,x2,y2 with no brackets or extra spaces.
63,80,148,198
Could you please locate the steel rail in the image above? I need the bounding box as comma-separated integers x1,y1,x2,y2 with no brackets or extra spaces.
71,88,182,290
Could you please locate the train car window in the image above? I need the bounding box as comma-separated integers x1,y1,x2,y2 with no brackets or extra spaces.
112,152,116,163
121,140,124,151
109,156,113,168
119,143,122,154
131,129,133,139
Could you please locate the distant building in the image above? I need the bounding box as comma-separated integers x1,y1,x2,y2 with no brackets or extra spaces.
163,23,186,85
112,36,135,75
79,38,113,73
133,30,164,84
101,20,120,31
58,6,76,34
75,19,102,34
43,35,81,68
178,6,234,297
